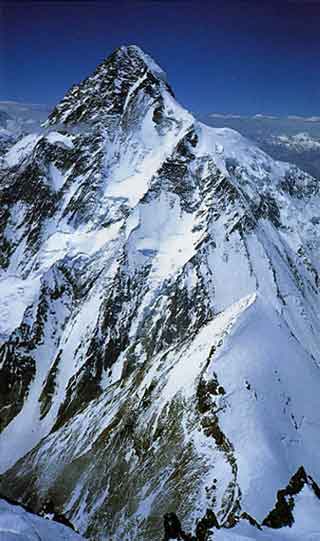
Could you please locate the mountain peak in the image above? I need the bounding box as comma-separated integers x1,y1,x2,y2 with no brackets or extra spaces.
45,44,170,127
116,44,167,82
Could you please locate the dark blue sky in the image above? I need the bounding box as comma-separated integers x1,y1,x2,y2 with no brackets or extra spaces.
1,0,319,116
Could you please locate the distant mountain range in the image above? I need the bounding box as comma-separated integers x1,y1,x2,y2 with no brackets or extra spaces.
0,101,51,154
200,113,320,178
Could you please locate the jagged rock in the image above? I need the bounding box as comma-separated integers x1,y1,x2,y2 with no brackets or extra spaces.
262,466,320,529
163,510,219,541
163,512,192,540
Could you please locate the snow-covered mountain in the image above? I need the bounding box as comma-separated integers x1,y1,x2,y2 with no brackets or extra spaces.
0,101,51,135
0,101,51,156
200,113,320,179
272,132,320,151
0,45,320,541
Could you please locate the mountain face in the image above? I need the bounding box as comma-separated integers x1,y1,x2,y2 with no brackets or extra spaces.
200,113,320,179
0,45,320,540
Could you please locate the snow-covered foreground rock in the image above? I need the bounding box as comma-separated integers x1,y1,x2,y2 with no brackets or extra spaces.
0,498,84,541
0,45,320,540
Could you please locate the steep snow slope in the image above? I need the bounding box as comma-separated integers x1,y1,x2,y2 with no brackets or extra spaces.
0,498,84,541
0,45,320,541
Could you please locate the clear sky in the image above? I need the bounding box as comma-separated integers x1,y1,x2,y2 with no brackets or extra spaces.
1,0,319,116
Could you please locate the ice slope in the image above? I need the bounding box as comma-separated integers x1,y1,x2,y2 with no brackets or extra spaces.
0,498,84,541
205,295,320,519
0,45,320,541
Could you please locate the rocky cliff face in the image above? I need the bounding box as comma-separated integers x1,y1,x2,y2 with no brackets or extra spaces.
0,45,320,541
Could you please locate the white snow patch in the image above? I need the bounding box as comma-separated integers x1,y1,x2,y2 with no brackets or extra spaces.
32,220,123,275
0,275,40,339
45,131,74,148
161,293,256,403
0,498,84,540
49,163,65,191
4,133,40,167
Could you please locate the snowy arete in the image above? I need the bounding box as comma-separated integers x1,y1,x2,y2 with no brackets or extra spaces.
0,45,320,540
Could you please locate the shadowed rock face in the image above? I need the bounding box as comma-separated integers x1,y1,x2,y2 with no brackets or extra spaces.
45,45,173,128
163,509,219,541
0,45,320,541
163,513,191,540
262,466,320,529
0,347,35,432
